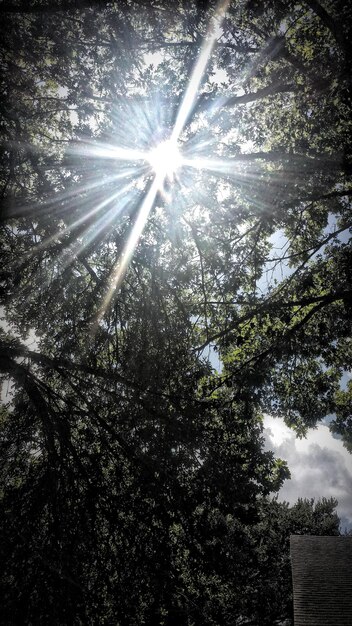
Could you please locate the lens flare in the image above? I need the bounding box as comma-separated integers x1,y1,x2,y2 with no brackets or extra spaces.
147,139,182,180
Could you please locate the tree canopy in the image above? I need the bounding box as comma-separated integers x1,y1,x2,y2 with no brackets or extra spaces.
1,1,351,624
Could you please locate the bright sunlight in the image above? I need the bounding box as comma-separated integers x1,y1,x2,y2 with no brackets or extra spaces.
147,139,182,181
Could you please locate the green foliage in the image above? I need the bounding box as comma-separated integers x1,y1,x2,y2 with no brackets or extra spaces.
1,0,351,623
331,380,352,452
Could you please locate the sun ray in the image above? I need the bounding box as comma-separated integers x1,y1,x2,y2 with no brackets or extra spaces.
20,181,143,302
90,0,232,328
62,182,139,258
78,139,148,164
25,173,143,260
147,139,182,180
93,172,163,327
171,0,230,143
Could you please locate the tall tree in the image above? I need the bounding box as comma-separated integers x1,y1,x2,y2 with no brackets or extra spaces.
1,1,350,624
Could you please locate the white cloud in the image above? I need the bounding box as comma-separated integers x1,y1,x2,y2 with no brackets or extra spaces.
264,415,352,530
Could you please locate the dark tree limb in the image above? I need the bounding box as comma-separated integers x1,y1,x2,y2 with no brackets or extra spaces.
305,0,348,52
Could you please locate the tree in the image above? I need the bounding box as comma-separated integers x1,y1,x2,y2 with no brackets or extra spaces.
1,1,351,624
250,497,340,625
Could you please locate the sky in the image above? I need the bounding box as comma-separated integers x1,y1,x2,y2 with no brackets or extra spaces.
263,414,352,532
205,339,352,532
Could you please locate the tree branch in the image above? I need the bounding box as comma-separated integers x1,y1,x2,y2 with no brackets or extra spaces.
305,0,347,51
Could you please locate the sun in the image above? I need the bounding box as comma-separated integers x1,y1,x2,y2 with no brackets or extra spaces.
147,139,182,181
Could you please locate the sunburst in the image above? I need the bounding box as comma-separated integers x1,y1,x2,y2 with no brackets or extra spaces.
23,0,233,331
147,139,182,181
